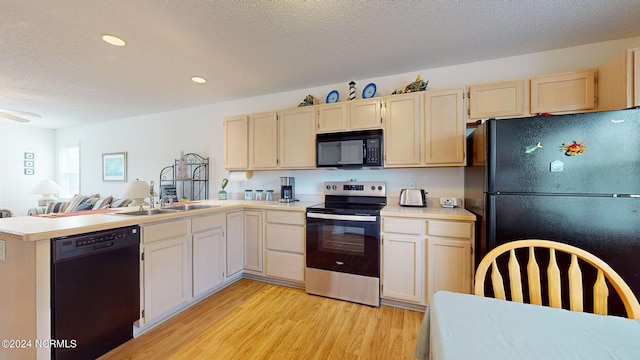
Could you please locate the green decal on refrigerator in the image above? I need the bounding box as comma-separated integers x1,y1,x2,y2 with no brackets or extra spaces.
525,142,543,154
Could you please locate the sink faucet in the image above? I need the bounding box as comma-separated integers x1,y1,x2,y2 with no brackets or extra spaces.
161,195,174,208
149,181,155,208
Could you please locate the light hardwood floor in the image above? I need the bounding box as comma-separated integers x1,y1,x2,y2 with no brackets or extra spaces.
100,279,424,360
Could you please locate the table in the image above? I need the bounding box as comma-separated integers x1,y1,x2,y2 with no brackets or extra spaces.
415,291,640,360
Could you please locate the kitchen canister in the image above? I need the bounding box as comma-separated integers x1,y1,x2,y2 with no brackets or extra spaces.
265,190,274,201
244,190,253,200
255,190,264,201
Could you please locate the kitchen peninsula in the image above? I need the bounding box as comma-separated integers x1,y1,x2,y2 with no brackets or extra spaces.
0,199,474,360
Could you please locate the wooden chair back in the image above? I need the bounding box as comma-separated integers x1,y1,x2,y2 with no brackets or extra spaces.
474,239,640,319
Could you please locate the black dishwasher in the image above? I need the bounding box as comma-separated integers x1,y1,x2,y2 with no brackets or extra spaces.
51,225,140,360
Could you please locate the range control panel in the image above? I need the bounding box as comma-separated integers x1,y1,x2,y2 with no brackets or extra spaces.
323,181,386,196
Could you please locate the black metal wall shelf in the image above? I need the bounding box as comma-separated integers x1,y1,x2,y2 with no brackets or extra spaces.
159,153,209,201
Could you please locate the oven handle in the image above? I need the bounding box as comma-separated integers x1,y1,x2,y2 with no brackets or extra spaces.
306,212,378,222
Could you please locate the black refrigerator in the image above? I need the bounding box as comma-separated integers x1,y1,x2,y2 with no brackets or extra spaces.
465,108,640,316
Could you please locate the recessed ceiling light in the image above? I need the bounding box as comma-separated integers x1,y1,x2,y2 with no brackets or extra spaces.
191,76,207,84
102,34,126,47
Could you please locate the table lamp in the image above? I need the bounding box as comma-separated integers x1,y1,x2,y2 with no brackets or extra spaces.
122,179,151,209
31,180,64,206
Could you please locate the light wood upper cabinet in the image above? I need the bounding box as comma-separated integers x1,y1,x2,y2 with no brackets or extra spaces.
350,98,383,130
424,88,466,166
223,115,248,170
316,98,382,133
249,112,278,169
316,102,348,133
530,69,596,114
598,47,640,111
279,107,316,168
468,79,529,120
383,92,422,167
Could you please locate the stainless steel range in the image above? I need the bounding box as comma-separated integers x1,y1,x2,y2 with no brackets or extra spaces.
305,181,386,306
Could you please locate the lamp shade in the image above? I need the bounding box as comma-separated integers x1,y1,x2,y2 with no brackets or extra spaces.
122,180,151,206
31,180,64,198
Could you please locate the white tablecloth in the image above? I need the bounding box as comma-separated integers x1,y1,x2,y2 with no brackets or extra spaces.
415,291,640,360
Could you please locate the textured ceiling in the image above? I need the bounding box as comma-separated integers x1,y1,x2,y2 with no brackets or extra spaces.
3,1,640,129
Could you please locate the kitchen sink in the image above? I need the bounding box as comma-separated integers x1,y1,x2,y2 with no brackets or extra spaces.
114,208,181,216
112,204,220,216
165,204,221,211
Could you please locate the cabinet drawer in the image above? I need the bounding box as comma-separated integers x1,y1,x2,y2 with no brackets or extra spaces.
191,213,224,233
428,220,472,239
142,219,190,243
266,223,304,253
266,210,305,225
266,250,304,281
383,217,424,235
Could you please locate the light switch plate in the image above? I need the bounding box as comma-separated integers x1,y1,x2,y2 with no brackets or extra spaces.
0,240,5,261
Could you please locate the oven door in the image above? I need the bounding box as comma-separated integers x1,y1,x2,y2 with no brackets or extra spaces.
306,212,380,277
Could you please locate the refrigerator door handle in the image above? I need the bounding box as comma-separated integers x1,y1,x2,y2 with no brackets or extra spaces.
613,194,640,198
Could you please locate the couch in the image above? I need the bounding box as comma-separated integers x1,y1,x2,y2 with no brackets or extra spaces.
28,194,132,216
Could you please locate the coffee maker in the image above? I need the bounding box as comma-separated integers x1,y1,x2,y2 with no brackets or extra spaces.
279,177,295,203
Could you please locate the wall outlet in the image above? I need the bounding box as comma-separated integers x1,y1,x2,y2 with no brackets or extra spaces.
440,198,458,208
0,240,5,261
409,182,416,189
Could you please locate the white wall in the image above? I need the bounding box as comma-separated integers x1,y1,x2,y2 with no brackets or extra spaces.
0,122,56,215
44,35,640,208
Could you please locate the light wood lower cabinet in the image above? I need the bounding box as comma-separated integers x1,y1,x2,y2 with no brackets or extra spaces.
265,210,305,282
426,220,474,302
243,210,264,274
141,219,192,324
382,217,425,303
226,211,244,278
192,214,226,298
382,216,474,306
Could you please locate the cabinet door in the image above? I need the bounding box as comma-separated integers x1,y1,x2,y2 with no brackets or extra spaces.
279,107,316,168
426,237,472,301
223,115,248,170
316,102,348,133
634,49,640,107
384,93,422,167
468,79,529,119
249,112,278,169
424,88,466,166
382,233,423,303
143,235,192,323
192,225,225,297
226,211,244,277
243,210,264,273
350,98,382,130
530,69,596,114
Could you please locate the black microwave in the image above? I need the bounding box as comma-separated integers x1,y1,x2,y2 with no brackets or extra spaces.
316,129,383,168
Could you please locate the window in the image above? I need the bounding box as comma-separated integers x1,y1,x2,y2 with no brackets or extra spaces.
58,145,80,198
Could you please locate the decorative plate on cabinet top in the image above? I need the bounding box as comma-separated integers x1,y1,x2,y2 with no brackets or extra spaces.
362,83,377,98
326,90,339,103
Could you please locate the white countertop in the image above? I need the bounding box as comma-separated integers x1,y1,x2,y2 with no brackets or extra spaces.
0,200,318,242
381,204,476,221
0,199,475,242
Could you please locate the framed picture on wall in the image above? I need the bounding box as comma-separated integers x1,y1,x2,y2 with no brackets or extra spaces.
102,152,127,182
24,168,34,175
24,152,34,160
